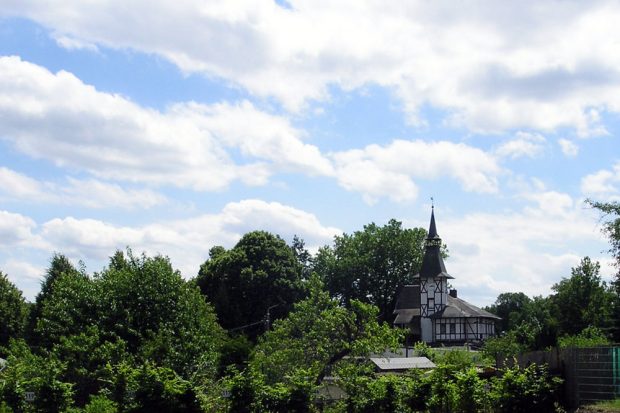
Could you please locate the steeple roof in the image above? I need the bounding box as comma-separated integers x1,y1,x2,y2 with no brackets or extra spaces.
428,207,438,239
417,207,453,279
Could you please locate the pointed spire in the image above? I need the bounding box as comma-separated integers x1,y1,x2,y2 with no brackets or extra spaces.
418,205,453,280
428,207,438,239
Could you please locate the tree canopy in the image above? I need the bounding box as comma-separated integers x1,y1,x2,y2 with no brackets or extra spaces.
551,256,614,336
588,199,620,278
249,277,402,386
196,231,306,335
313,219,428,321
0,271,28,348
26,253,83,345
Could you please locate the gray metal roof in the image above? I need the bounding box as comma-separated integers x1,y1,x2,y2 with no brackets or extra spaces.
430,295,500,320
370,356,436,371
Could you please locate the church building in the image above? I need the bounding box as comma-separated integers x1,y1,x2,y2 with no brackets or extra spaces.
393,208,499,345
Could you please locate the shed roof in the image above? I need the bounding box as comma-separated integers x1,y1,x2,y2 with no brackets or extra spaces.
370,356,436,371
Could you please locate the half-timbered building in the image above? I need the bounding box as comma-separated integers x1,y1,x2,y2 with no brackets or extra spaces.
393,208,499,345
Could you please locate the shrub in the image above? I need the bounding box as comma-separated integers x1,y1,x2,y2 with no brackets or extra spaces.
491,363,563,412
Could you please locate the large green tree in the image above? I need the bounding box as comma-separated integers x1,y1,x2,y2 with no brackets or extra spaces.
588,199,620,278
551,256,614,336
588,199,620,341
96,251,224,376
31,268,97,350
485,292,533,333
227,278,402,411
250,277,402,387
196,231,306,335
0,271,28,347
26,253,83,345
313,219,428,322
14,250,224,408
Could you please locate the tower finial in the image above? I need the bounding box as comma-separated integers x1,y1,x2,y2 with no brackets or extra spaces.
431,196,434,209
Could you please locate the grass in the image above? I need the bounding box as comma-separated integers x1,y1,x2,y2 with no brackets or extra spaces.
581,398,620,412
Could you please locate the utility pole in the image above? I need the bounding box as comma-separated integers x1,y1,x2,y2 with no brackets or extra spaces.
264,304,279,332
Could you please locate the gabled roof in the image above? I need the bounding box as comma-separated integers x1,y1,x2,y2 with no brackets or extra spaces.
430,295,500,320
393,285,420,324
394,285,420,310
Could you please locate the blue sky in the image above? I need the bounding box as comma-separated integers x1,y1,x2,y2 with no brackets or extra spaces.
0,1,619,306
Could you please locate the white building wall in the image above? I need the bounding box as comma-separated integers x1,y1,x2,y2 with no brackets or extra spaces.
421,317,433,343
433,317,497,342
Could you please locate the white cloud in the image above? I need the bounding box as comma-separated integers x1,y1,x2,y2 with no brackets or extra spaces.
52,33,99,52
332,139,501,203
558,138,579,157
494,132,546,159
5,2,620,133
34,199,341,277
60,178,167,209
0,58,515,203
434,191,608,303
0,259,45,301
0,56,331,191
581,161,620,200
0,167,167,209
0,167,42,198
171,100,334,176
0,210,38,247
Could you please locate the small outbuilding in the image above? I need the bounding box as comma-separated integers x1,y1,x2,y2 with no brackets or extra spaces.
370,356,435,373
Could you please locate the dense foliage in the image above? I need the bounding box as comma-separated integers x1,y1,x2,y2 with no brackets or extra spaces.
484,255,617,356
334,355,562,413
0,272,27,348
1,212,617,411
1,250,224,411
588,199,620,341
313,219,429,321
196,231,306,336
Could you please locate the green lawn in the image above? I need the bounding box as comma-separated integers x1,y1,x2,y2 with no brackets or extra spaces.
583,399,620,412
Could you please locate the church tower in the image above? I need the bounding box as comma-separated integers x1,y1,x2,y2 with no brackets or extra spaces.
417,207,453,342
393,206,499,345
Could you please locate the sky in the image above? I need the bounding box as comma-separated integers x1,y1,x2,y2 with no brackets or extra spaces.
0,1,619,306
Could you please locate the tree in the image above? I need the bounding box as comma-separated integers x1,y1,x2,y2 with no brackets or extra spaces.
26,253,83,345
228,278,402,411
0,339,74,412
51,326,129,406
291,235,313,279
485,293,558,349
485,292,533,333
588,199,620,341
249,277,402,387
32,250,223,377
551,257,614,336
313,219,428,321
588,199,620,278
0,271,28,347
32,269,98,350
95,250,224,377
196,231,306,335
